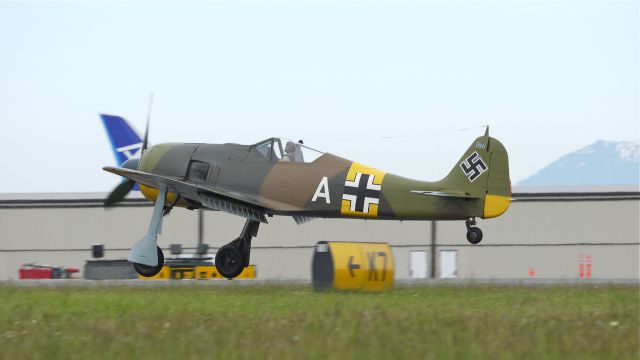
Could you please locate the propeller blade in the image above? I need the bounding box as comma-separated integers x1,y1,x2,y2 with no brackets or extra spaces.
104,179,135,207
141,93,154,154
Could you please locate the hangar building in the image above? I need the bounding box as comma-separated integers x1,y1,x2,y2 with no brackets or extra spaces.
0,186,638,280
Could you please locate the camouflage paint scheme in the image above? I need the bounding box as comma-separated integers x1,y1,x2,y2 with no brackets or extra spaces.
104,129,511,224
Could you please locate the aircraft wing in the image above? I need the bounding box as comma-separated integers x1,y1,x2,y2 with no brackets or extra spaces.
410,190,478,199
103,166,278,223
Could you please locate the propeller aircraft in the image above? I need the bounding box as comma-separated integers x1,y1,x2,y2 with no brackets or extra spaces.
104,121,511,279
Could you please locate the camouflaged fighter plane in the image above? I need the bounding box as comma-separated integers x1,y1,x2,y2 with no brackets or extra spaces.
104,126,511,279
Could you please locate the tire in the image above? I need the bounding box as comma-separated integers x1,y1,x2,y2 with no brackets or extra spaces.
466,227,483,244
215,244,245,279
133,246,165,277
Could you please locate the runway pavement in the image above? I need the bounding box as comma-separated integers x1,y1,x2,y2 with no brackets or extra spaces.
1,278,637,287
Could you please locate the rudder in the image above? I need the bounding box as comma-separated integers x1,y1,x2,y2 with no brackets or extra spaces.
439,128,511,219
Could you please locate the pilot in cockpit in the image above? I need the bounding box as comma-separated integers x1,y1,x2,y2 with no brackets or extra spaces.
280,141,304,163
280,141,296,162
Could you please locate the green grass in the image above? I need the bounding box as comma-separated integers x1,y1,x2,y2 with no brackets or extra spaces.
0,284,638,359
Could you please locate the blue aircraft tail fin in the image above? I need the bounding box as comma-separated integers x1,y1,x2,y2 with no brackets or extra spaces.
100,114,143,165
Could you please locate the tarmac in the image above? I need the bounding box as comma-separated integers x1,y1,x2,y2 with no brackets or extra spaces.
1,278,638,287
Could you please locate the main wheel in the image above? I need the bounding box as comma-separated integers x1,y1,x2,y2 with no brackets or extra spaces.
466,227,483,244
215,244,245,279
133,246,165,277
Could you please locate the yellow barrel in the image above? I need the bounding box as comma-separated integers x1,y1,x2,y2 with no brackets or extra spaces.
312,241,394,291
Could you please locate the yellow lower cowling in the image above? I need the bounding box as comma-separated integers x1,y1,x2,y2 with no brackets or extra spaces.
139,184,187,207
483,194,511,219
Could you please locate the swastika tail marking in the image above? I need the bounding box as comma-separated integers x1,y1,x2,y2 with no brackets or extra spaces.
341,162,386,217
460,151,488,182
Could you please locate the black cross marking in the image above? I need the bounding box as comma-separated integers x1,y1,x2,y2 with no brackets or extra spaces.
343,173,381,212
460,152,488,182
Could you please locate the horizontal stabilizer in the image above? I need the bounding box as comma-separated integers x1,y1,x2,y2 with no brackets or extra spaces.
410,190,477,199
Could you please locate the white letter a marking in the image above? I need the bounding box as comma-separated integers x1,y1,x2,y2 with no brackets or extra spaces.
312,177,331,204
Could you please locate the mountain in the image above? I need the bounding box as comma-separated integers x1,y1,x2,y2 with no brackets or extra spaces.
517,140,639,187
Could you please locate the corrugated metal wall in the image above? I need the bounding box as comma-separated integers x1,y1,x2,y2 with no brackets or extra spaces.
0,194,638,280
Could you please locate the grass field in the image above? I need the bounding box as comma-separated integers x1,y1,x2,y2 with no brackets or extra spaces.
0,284,638,359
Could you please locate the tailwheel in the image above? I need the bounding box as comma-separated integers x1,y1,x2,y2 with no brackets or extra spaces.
466,227,483,244
465,218,483,244
133,246,165,277
215,244,245,279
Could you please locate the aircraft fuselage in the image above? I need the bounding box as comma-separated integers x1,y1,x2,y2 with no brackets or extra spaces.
134,136,510,221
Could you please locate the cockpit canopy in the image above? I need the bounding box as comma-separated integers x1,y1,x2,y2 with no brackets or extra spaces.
253,137,324,164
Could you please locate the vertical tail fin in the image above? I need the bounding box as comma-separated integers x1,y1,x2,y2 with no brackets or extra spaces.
440,128,511,218
99,114,143,165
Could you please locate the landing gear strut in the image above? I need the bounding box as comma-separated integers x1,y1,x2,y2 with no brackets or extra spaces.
129,187,181,278
215,219,260,279
465,218,483,244
129,186,169,277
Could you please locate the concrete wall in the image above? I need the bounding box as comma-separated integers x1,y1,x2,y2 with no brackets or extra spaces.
0,195,638,280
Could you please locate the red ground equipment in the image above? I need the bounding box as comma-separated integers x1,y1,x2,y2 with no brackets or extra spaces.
18,263,79,279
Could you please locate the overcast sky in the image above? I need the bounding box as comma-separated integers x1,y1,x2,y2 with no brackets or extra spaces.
0,1,637,193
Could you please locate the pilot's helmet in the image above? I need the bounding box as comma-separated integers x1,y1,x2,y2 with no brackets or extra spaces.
285,141,296,154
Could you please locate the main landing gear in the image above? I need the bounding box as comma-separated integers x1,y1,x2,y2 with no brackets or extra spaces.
129,186,170,278
133,202,177,277
465,218,483,244
133,246,165,277
215,219,260,279
128,182,260,279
